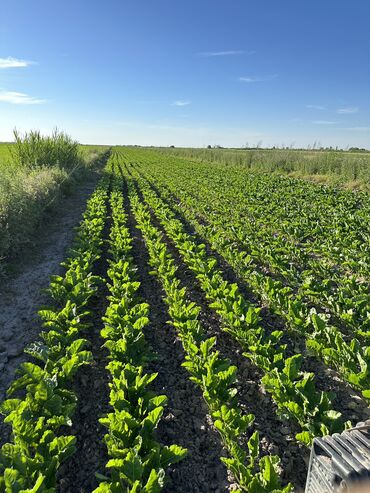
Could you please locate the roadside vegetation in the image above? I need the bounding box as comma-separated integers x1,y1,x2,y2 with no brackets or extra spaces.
0,130,109,270
158,146,370,189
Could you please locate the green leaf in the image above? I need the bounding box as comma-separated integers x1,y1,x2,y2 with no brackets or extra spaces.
116,451,144,483
3,468,20,487
142,468,166,493
0,399,22,416
325,410,342,421
23,474,46,492
362,389,370,400
24,341,49,363
295,431,313,445
258,455,280,490
283,354,302,380
248,431,259,463
160,444,188,467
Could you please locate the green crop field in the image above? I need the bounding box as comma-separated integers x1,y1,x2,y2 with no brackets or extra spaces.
159,146,370,189
2,1,369,490
2,146,370,492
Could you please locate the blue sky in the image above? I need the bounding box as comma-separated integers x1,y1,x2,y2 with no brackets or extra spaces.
1,0,369,148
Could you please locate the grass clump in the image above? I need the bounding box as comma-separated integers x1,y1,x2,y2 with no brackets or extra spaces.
0,130,110,272
12,128,81,170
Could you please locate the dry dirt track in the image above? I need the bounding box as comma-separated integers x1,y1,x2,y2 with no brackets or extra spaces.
0,173,101,403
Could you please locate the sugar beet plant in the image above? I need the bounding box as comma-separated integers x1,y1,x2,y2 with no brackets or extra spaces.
128,152,370,402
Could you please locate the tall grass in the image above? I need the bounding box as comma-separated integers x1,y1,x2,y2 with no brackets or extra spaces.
11,128,81,170
0,130,109,272
0,166,69,262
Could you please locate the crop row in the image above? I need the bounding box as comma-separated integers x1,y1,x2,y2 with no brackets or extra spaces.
94,172,187,492
0,175,109,490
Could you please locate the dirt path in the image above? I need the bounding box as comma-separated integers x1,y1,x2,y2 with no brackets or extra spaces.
0,173,101,402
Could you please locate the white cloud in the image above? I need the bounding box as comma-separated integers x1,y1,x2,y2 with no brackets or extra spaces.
0,90,46,105
306,104,326,110
337,106,359,114
0,57,34,69
239,74,278,83
172,100,191,107
312,120,338,125
196,50,254,57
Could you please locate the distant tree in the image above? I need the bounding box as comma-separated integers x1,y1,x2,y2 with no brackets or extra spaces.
207,145,212,149
349,147,368,153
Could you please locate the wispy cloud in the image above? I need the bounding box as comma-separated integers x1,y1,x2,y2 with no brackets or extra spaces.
0,57,35,69
0,90,46,105
337,106,359,114
172,100,191,107
196,50,253,57
312,120,338,125
306,104,326,110
239,74,278,83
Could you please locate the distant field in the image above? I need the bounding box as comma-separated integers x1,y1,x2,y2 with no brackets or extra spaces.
4,142,370,189
159,146,370,189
